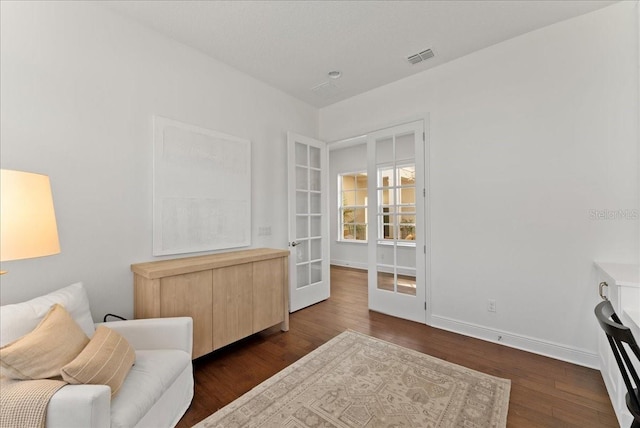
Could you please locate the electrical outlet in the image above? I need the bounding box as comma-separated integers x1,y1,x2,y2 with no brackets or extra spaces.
487,299,496,313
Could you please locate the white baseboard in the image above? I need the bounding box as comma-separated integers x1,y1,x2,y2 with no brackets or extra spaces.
330,261,599,369
331,260,368,270
430,315,599,369
331,260,415,276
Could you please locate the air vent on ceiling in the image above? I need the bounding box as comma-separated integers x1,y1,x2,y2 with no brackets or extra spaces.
311,81,341,99
408,48,434,65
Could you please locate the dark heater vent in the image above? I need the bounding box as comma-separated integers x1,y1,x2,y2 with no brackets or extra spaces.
408,48,434,65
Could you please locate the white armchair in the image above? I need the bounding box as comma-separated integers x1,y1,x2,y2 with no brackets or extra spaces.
0,283,194,428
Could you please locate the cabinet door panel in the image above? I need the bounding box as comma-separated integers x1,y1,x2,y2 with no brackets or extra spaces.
134,276,161,319
160,270,212,359
253,258,285,332
212,264,253,349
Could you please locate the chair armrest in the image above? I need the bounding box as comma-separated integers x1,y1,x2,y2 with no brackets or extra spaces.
95,317,193,356
46,384,110,428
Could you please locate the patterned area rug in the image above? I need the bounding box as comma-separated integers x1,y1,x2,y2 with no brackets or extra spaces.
194,330,511,428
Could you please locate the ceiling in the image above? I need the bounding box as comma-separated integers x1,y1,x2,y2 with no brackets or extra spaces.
101,0,616,108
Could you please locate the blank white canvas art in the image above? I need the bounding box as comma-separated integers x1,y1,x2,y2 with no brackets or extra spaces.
153,116,251,256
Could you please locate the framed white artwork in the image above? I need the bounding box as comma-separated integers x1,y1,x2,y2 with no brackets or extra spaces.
153,116,251,256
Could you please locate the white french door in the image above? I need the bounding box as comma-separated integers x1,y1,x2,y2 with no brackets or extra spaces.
287,132,330,312
367,121,426,323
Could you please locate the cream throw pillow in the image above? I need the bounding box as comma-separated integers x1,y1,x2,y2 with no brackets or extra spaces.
61,325,135,397
0,304,89,379
0,282,95,347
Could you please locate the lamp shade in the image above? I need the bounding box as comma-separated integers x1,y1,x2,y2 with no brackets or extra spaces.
1,169,60,262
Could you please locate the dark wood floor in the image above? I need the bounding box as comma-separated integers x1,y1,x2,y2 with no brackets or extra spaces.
176,265,617,428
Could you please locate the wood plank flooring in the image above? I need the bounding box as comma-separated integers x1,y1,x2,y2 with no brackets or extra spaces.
176,265,617,428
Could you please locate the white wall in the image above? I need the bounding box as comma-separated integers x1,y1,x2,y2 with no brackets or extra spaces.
0,2,317,320
320,1,639,366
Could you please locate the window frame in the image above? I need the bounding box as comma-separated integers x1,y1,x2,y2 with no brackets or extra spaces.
376,162,416,246
337,171,368,243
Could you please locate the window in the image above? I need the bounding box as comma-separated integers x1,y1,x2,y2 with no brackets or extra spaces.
338,172,368,241
377,163,416,242
338,165,416,243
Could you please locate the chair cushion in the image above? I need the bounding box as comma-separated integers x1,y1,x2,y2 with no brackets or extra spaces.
61,326,135,397
0,304,89,379
110,349,191,428
0,283,95,346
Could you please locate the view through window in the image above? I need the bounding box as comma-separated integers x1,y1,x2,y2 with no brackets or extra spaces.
338,165,416,244
339,172,367,241
378,164,416,242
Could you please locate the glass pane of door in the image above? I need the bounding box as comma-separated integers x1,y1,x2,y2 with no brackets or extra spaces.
294,143,318,289
367,121,425,323
375,136,416,296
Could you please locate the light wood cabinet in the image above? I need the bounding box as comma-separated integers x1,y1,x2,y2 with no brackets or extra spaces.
132,248,289,359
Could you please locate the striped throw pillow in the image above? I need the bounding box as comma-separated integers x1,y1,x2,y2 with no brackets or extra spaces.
61,325,135,397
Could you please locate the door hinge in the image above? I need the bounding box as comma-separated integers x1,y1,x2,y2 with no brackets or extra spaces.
424,302,427,310
424,245,426,254
423,188,426,197
422,132,425,142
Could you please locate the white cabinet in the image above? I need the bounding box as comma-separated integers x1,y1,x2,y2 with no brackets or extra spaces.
595,262,640,428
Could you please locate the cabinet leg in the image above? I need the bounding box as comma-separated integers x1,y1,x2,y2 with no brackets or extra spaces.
281,314,290,332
